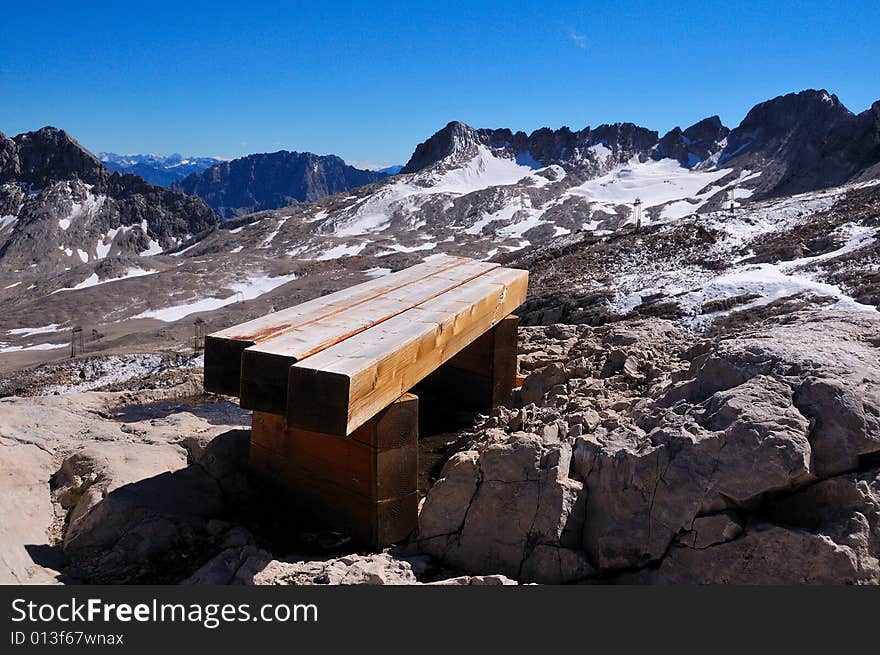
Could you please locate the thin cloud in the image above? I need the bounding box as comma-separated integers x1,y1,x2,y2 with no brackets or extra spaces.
570,31,587,49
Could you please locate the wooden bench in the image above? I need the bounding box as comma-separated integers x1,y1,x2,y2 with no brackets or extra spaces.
204,255,528,546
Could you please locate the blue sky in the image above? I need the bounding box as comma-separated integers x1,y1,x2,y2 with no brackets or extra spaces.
1,1,877,168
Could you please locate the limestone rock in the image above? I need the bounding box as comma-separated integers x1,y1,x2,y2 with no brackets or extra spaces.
0,442,59,584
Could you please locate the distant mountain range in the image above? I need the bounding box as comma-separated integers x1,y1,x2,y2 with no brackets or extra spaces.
172,152,391,219
98,152,223,187
3,89,879,278
0,128,216,272
1,88,879,369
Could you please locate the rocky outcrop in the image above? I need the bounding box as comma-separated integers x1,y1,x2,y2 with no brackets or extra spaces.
719,89,880,197
401,120,660,175
184,548,517,585
0,127,217,271
631,467,880,584
417,310,880,584
173,151,389,218
0,384,252,584
2,308,879,586
656,116,729,167
0,441,58,584
54,440,228,583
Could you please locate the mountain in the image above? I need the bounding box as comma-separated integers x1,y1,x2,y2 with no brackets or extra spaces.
377,165,403,175
400,119,661,174
1,89,879,369
99,153,223,187
83,88,874,280
716,90,880,197
0,127,217,272
172,151,391,218
4,92,880,590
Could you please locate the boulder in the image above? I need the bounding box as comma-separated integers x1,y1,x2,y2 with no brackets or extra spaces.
417,311,880,583
55,441,227,583
252,552,419,586
419,433,591,583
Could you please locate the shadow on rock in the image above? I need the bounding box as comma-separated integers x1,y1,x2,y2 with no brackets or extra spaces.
52,430,252,584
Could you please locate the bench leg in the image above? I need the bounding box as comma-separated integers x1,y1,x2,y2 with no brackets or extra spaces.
416,314,518,413
249,393,419,548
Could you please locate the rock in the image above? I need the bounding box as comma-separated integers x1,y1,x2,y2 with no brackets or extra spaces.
182,546,272,585
622,355,644,381
0,389,257,585
764,467,880,561
795,376,880,477
417,311,880,584
667,311,880,475
184,547,518,586
419,434,590,583
180,428,251,495
637,522,877,585
55,441,226,583
252,552,419,586
521,363,568,406
418,451,480,541
571,375,813,569
679,512,743,549
428,574,518,585
0,442,59,584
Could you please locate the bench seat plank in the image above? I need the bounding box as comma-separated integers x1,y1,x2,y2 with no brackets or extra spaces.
286,266,528,435
204,254,478,395
238,259,500,412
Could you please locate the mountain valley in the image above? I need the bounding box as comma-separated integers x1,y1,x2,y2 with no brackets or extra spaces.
2,89,880,586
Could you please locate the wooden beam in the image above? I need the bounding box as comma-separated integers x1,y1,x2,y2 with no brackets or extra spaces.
286,267,528,436
416,314,519,412
239,259,499,413
204,254,474,395
250,393,419,547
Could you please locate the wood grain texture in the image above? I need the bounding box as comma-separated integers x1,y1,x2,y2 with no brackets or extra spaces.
287,267,528,435
250,442,418,545
239,260,498,413
416,314,519,412
251,411,417,501
203,255,473,395
249,393,419,547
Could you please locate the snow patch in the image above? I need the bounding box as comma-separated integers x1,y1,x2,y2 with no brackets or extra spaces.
260,216,289,248
0,341,67,354
0,215,17,232
52,267,158,294
131,272,298,322
314,242,368,261
7,324,62,337
568,157,734,219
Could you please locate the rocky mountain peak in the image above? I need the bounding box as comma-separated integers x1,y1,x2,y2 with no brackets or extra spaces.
5,126,105,189
683,115,729,143
401,121,483,174
737,89,851,135
173,150,390,218
656,115,729,167
718,90,879,197
0,126,217,271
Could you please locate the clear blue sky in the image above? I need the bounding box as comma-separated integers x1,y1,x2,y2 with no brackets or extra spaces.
1,1,877,168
